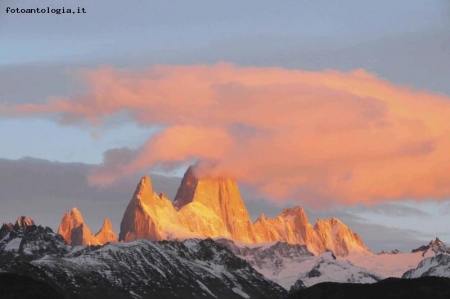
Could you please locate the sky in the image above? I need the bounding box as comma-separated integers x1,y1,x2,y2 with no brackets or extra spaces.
1,0,450,252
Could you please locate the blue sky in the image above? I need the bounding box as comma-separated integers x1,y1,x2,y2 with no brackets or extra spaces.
1,0,450,251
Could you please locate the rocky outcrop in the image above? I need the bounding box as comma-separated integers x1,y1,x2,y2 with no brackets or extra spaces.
119,175,180,242
412,237,450,257
95,219,118,244
313,217,369,256
254,207,319,246
58,208,115,246
117,166,370,256
14,216,35,229
175,166,257,243
254,208,368,256
58,208,94,245
120,168,257,243
0,216,69,257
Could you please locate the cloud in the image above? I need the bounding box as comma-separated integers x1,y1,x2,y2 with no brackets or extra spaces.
2,63,450,206
340,221,431,253
0,157,181,232
348,203,430,218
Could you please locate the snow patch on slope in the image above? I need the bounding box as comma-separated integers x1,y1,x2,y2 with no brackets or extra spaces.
345,250,426,278
403,254,450,278
3,238,21,251
232,287,250,298
297,252,382,288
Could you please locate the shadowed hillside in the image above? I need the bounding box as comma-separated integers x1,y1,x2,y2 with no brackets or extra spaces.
288,277,450,299
0,272,65,299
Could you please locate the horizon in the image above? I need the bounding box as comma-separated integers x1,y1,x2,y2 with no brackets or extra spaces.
2,1,450,253
0,159,447,253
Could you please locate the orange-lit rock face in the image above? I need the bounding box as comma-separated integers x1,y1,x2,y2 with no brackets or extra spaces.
118,168,370,256
120,169,256,243
58,208,116,246
58,208,90,245
95,219,118,244
254,207,318,247
119,175,176,242
313,218,369,256
14,216,35,229
175,166,257,243
254,208,368,256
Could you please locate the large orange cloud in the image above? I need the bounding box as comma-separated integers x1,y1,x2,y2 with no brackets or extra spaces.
2,63,450,206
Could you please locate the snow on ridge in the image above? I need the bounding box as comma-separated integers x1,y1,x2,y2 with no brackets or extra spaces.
196,280,217,298
344,249,427,278
297,252,382,288
232,287,250,298
3,237,21,252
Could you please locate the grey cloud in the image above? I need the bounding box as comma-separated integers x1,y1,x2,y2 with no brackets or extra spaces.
342,221,432,253
183,29,450,95
349,203,430,218
0,62,71,105
437,202,450,216
0,157,181,233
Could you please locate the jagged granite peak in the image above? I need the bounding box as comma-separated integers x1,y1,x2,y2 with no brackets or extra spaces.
120,168,255,243
95,219,118,244
314,217,370,256
254,206,317,246
133,175,154,205
254,207,369,256
411,237,450,257
119,175,179,242
0,216,68,257
173,165,197,209
402,253,450,279
14,216,35,229
173,166,257,243
119,167,369,255
57,208,99,246
253,213,280,242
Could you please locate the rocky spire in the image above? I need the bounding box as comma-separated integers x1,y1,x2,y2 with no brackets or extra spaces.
95,219,118,244
174,166,257,243
116,167,370,256
57,207,99,246
173,166,198,210
254,206,369,256
14,216,35,229
119,176,166,242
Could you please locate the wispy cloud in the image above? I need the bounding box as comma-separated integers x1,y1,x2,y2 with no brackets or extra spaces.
2,63,450,206
349,203,430,218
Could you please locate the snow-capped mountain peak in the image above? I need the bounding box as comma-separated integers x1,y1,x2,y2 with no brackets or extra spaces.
290,251,382,292
411,237,450,257
403,253,450,279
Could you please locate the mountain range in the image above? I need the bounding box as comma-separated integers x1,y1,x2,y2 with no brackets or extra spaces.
1,214,450,298
57,166,369,257
2,166,450,298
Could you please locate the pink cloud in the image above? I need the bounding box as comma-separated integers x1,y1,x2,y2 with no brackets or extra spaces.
3,63,450,206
